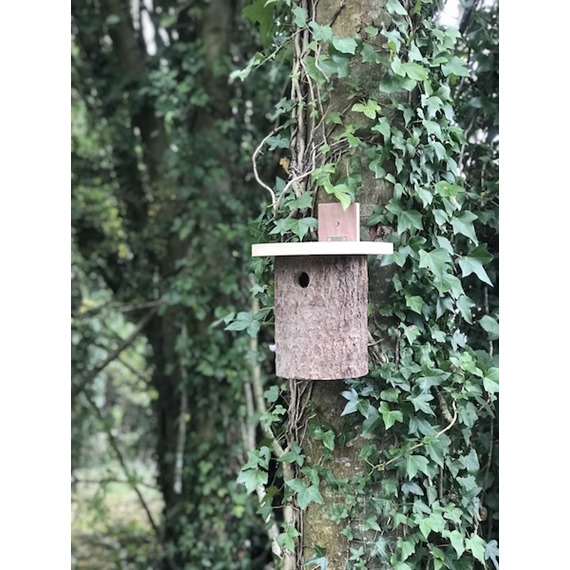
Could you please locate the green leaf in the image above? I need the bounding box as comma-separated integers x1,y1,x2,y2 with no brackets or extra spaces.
387,0,408,16
456,294,475,324
451,212,479,244
264,385,279,403
419,248,451,279
405,455,430,479
277,524,300,551
352,99,381,119
483,367,499,394
401,482,423,496
242,0,275,50
480,315,499,340
465,535,486,564
401,62,427,81
292,6,307,27
423,119,442,139
380,402,404,429
286,192,313,210
443,529,465,558
485,539,499,569
225,311,261,337
409,392,435,415
458,255,492,286
459,449,480,474
332,36,358,55
395,209,423,234
237,468,267,494
280,443,305,466
405,295,424,314
286,479,324,509
442,56,470,77
397,536,415,561
309,21,333,42
434,181,463,196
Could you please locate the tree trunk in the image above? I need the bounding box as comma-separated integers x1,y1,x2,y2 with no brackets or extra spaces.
293,1,398,567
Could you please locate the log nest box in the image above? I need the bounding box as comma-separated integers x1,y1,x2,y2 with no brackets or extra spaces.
252,203,393,381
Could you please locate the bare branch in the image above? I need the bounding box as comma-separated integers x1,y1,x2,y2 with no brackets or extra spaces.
72,303,161,399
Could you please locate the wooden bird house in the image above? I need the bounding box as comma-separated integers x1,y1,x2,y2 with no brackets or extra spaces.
252,203,393,380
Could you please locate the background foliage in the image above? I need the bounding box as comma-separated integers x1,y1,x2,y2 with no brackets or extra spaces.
71,0,498,568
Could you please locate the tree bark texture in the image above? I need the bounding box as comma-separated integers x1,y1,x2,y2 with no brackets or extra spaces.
275,255,368,380
296,0,397,567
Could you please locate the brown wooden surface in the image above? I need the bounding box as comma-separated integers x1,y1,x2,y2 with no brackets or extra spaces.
274,255,368,380
318,203,360,242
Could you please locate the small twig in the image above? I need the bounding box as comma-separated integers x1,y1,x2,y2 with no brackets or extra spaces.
72,476,159,492
273,168,316,213
72,303,161,398
84,392,160,537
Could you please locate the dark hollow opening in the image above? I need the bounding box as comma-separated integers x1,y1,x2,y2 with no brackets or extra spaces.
297,271,310,288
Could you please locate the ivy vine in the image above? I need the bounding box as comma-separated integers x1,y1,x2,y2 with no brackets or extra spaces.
229,0,499,568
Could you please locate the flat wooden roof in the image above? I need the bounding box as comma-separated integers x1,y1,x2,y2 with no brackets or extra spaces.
252,241,393,257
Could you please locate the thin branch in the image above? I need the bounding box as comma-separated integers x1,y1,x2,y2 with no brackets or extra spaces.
84,391,160,537
72,303,161,399
72,476,159,492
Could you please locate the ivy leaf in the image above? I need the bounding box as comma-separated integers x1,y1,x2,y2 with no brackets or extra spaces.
397,536,415,561
419,248,452,279
459,449,480,474
458,256,492,286
409,392,435,415
280,443,305,466
456,294,475,324
237,468,267,494
309,21,333,42
286,192,313,210
264,385,279,403
372,117,391,138
277,525,300,551
405,295,424,314
352,99,381,119
379,402,404,429
292,6,307,27
395,209,423,234
341,389,359,415
289,217,318,240
225,311,260,337
480,315,499,340
286,479,324,509
483,367,499,394
423,119,442,139
242,0,275,50
332,36,358,55
405,455,430,479
442,56,470,77
465,535,486,564
451,212,479,244
443,529,465,558
387,0,408,16
401,62,427,81
401,482,424,496
485,539,500,570
435,180,463,196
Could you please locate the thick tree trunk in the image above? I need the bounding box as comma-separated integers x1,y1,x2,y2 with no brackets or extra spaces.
295,1,397,567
